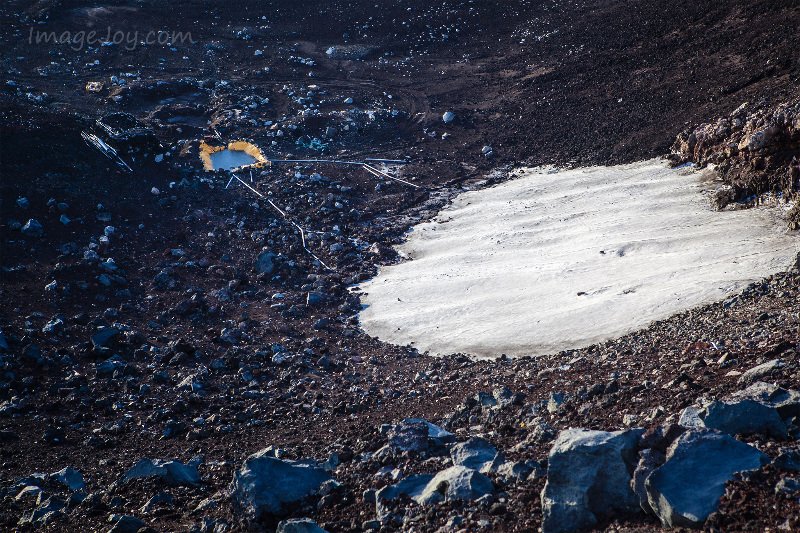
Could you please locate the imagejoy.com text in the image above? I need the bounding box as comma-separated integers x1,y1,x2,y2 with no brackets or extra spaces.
27,26,194,51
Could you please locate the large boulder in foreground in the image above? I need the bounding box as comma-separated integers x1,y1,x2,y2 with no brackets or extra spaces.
541,428,644,533
645,429,769,528
230,450,331,521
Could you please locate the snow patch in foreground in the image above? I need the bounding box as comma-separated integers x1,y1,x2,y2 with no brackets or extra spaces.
357,159,798,359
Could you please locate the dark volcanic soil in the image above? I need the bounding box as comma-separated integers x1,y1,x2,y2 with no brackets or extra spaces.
0,1,799,532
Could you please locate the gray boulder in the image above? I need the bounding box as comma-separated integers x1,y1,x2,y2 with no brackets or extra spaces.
678,394,787,439
677,406,704,428
403,418,454,442
727,381,800,420
276,518,329,533
775,477,800,496
107,515,146,533
631,448,666,514
91,327,120,351
17,496,64,527
541,428,644,533
21,219,43,236
123,458,200,486
254,251,277,274
700,400,786,439
50,467,85,491
773,447,800,471
387,421,428,452
375,466,493,518
496,460,538,480
644,429,770,528
450,438,499,470
375,474,433,518
230,451,331,521
737,359,785,385
417,466,494,506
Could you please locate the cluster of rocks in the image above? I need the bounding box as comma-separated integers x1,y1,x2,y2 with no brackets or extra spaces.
541,379,800,532
671,96,800,226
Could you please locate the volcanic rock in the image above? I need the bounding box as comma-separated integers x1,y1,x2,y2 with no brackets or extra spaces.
541,428,644,533
230,451,331,521
644,429,770,528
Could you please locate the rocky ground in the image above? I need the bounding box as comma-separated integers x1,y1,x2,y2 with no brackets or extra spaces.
1,1,799,532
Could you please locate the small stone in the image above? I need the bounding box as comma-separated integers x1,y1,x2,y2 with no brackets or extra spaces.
276,518,328,533
50,467,85,491
775,478,800,496
451,438,499,470
122,458,200,486
21,219,43,236
42,318,64,334
108,515,145,533
442,111,455,123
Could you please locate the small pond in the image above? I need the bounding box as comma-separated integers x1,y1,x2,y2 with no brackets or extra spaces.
209,149,257,171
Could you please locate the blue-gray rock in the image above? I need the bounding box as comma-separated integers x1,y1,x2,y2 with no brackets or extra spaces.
50,467,85,491
699,399,786,439
541,428,644,533
474,391,498,408
21,219,43,236
230,451,331,521
17,496,64,527
775,477,800,496
677,406,705,428
91,327,120,351
773,447,800,471
276,518,329,533
387,421,428,452
375,466,493,518
450,438,498,471
107,515,145,533
631,448,666,515
140,492,173,514
417,466,493,505
254,251,277,275
496,460,537,480
737,359,786,385
727,381,800,420
177,373,204,392
123,458,200,486
375,473,433,518
547,392,566,413
645,429,770,528
42,319,64,335
493,385,519,407
403,418,454,441
95,357,126,377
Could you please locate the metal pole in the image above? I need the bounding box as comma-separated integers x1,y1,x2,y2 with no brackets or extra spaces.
230,175,333,271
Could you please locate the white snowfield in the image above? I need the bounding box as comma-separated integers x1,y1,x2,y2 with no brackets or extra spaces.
357,159,798,359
